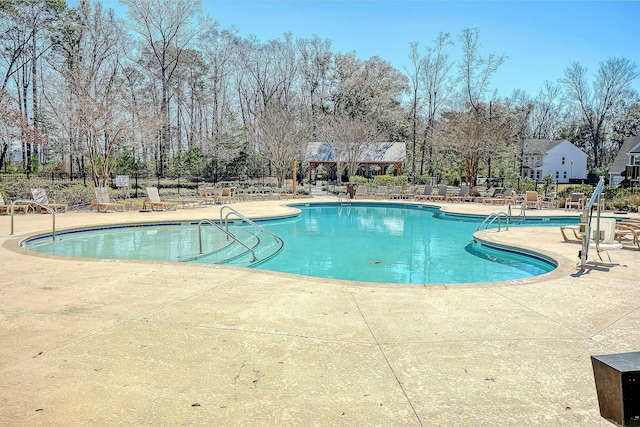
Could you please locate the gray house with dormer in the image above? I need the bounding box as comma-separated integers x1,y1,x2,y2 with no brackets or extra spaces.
609,134,640,186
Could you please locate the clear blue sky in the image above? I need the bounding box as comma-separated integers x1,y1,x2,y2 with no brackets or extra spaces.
202,0,640,98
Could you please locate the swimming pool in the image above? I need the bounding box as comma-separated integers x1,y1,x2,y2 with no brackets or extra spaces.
22,203,563,285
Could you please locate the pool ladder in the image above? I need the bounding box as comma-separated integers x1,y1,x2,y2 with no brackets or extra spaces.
477,203,526,232
9,199,57,239
192,206,284,266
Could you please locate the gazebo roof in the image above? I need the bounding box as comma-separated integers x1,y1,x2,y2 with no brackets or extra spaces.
306,141,406,164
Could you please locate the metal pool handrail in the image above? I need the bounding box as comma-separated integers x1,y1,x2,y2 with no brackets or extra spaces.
219,206,284,247
477,212,509,231
10,199,56,240
579,177,605,269
197,218,257,262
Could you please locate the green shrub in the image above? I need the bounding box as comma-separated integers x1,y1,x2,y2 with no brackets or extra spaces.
372,175,408,188
349,176,370,185
557,184,594,199
612,193,640,212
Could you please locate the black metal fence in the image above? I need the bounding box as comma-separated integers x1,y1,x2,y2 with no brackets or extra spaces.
0,172,289,196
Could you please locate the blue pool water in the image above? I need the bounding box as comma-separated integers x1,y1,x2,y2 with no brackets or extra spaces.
23,203,563,285
256,203,557,283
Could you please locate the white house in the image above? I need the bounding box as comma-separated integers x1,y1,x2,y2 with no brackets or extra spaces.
521,139,587,183
609,134,640,186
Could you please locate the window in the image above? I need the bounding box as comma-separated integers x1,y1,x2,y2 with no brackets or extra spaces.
562,157,565,165
536,171,541,180
563,171,567,179
555,171,559,179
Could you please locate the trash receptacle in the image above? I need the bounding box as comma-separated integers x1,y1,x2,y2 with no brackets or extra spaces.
346,183,355,199
591,352,640,426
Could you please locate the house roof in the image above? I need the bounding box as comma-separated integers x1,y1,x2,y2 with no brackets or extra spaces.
306,141,406,163
610,134,640,175
522,139,564,155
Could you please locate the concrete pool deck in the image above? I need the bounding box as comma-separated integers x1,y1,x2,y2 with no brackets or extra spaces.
0,197,638,426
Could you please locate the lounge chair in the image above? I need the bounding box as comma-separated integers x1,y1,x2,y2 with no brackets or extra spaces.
0,192,30,214
560,225,582,242
93,187,125,212
374,186,387,199
483,188,515,205
388,186,403,199
401,185,417,199
479,187,503,203
446,186,469,202
414,185,433,200
464,187,482,203
523,191,541,209
428,185,448,201
219,187,236,203
30,188,68,213
144,187,179,211
614,220,640,249
565,193,585,210
354,185,369,199
541,192,557,209
200,187,220,204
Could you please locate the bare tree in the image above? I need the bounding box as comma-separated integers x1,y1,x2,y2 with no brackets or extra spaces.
420,32,455,175
531,81,563,140
560,58,639,167
432,103,510,186
458,28,506,114
406,42,423,180
322,115,381,181
48,0,134,187
256,104,308,187
199,25,238,150
297,34,332,139
122,0,202,175
0,0,65,169
456,28,507,183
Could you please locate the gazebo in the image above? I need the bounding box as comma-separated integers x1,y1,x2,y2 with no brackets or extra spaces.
306,141,406,182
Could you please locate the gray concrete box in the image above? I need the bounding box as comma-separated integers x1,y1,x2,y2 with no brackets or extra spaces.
591,352,640,426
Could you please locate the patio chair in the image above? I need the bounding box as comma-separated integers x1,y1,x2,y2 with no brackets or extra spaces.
0,191,30,214
143,187,179,211
483,188,515,205
560,225,582,242
354,185,369,199
428,185,448,201
93,187,125,212
30,188,68,213
523,191,542,209
388,186,403,199
446,186,469,202
374,186,388,199
414,185,433,200
199,187,220,204
402,185,418,199
614,220,640,249
541,192,557,209
564,193,585,210
219,187,237,203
